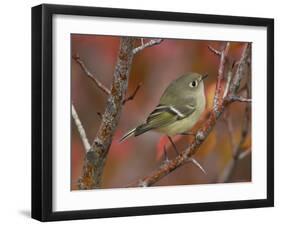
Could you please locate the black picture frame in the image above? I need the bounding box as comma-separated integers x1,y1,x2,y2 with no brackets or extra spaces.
32,3,274,222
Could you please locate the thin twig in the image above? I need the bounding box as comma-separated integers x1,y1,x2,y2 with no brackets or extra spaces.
72,104,91,152
228,95,252,103
213,42,230,116
229,44,251,94
122,83,143,105
208,45,222,56
73,54,110,95
133,39,163,55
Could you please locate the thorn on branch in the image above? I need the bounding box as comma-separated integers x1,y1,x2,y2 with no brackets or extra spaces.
238,149,251,160
122,83,143,105
96,112,102,119
227,95,252,103
189,158,207,175
72,53,110,95
133,38,164,55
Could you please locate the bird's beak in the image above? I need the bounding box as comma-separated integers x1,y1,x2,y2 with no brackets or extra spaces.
201,74,208,81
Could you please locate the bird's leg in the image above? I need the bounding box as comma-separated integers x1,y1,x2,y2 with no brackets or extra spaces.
167,136,179,155
163,145,169,163
180,131,196,137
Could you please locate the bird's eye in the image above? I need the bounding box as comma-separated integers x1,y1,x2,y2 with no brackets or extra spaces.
189,80,198,88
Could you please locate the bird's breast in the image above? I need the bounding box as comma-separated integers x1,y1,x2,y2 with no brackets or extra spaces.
156,93,206,136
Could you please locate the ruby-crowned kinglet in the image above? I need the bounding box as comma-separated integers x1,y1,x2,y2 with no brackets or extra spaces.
120,72,207,142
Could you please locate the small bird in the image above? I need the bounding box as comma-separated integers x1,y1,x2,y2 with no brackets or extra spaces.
120,72,207,142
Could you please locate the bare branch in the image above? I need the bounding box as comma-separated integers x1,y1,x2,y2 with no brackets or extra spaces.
213,42,230,116
72,104,91,152
229,43,251,94
122,83,143,105
208,45,222,56
133,38,163,55
73,54,110,95
78,37,136,189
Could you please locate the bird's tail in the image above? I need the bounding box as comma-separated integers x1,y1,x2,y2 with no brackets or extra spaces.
119,127,137,142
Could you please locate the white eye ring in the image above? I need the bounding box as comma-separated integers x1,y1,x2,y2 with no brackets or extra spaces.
189,80,198,88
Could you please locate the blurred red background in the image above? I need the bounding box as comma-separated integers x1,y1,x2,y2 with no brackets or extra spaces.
71,35,251,190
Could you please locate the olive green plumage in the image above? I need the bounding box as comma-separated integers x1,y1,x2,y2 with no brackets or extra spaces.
120,72,207,142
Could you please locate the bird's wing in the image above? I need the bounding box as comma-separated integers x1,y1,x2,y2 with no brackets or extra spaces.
134,103,195,136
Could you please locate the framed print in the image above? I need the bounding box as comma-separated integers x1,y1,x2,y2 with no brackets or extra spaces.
31,4,274,221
